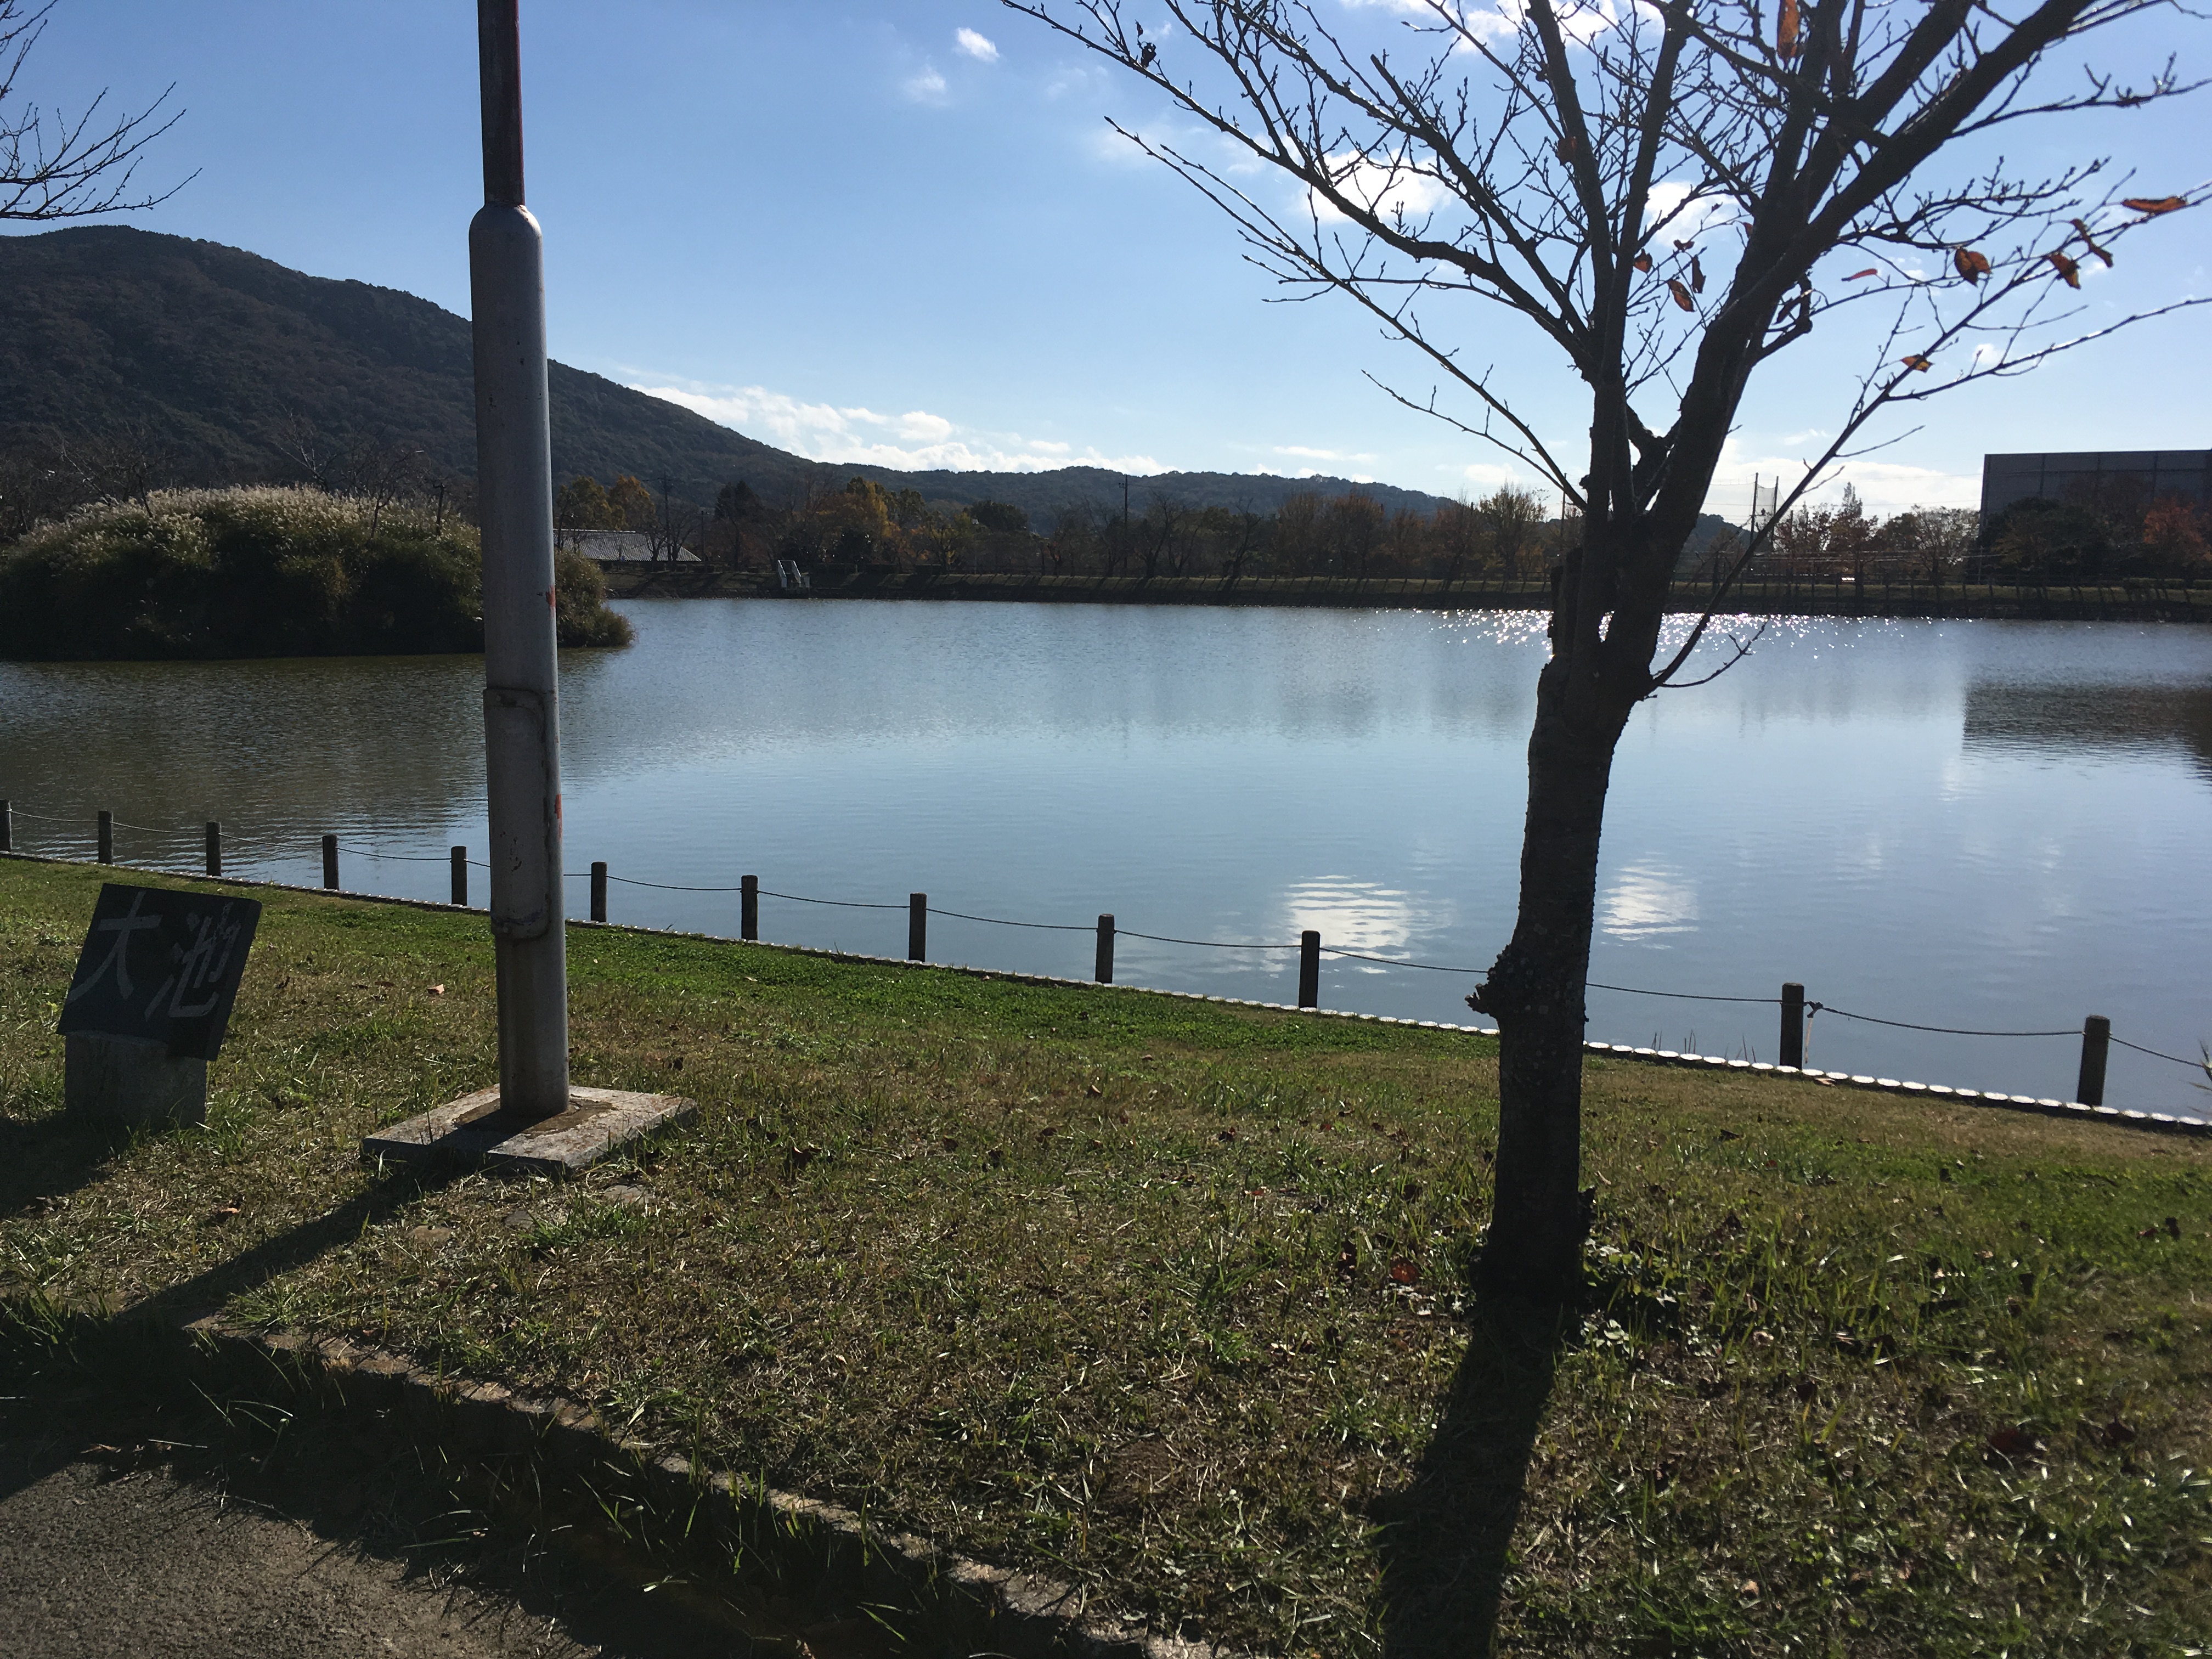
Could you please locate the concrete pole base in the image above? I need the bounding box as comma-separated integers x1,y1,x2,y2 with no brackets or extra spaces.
65,1034,208,1127
362,1085,695,1176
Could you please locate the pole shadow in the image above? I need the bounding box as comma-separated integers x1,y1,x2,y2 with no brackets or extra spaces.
1373,1295,1577,1658
126,1164,458,1328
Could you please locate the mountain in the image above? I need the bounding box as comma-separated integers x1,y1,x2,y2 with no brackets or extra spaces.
0,227,1459,523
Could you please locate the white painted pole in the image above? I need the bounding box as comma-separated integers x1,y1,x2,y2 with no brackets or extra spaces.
472,0,569,1118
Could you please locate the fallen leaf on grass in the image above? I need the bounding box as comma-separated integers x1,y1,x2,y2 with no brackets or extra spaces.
428,984,445,996
1985,1424,2040,1459
1389,1258,1420,1284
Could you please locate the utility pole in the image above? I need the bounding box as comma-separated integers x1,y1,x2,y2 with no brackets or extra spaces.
471,0,569,1119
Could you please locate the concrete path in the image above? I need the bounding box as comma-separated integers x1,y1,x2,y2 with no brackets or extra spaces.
0,1384,736,1658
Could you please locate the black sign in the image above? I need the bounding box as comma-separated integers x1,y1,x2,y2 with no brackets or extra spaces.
57,884,262,1060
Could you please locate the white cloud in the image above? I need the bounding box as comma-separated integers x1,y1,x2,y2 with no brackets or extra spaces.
1643,179,1733,244
1311,150,1451,224
1276,443,1379,463
1705,434,1979,520
629,381,1165,476
906,65,947,103
1454,460,1544,494
1344,0,1519,41
955,26,999,61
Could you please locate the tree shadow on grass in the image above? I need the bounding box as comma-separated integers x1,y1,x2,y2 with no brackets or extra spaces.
1374,1296,1579,1657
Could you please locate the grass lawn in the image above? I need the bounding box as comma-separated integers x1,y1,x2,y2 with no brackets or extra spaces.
3,857,2208,1656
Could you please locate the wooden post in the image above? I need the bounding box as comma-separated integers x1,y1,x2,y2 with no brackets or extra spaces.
741,874,758,941
590,861,608,923
321,833,338,889
1298,930,1321,1008
205,821,221,878
0,799,11,853
1780,982,1805,1069
2077,1015,2110,1107
451,846,469,906
909,893,927,962
98,810,114,864
1095,913,1115,984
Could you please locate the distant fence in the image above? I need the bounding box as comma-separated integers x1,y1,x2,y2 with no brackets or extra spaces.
4,795,2207,1124
595,563,2212,622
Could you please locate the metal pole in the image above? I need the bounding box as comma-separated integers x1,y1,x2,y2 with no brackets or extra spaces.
1095,913,1115,984
473,0,568,1118
205,821,221,878
98,810,113,864
909,894,927,962
322,834,339,890
2077,1015,2110,1107
1780,982,1805,1069
1297,930,1321,1008
590,861,607,923
451,846,469,907
1,799,12,854
741,874,759,941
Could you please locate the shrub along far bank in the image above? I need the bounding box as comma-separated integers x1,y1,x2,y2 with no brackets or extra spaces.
0,484,631,660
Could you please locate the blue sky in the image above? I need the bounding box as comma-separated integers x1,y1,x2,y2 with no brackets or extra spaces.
10,1,2208,515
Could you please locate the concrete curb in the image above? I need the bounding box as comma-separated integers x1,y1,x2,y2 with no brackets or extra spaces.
7,850,2203,1135
7,1297,1231,1659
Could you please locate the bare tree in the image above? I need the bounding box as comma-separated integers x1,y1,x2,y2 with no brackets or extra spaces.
1,1,189,222
1012,0,2205,1299
343,435,426,538
649,475,702,562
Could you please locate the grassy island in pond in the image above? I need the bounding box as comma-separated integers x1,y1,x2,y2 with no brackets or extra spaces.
0,486,631,659
1,860,2207,1656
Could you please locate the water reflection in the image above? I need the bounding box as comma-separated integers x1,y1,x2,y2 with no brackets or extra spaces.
1600,864,1701,940
3,605,2209,1115
1964,682,2212,780
1280,877,1441,958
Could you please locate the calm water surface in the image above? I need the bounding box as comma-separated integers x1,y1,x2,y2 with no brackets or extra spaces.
4,601,2208,1115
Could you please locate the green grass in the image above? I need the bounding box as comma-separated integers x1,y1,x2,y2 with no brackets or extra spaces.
3,858,2208,1656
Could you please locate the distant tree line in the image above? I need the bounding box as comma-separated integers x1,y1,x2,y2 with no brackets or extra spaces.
552,470,1600,584
1739,479,2209,586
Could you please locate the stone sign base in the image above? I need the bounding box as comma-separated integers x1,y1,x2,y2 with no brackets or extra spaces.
66,1034,208,1126
363,1085,695,1176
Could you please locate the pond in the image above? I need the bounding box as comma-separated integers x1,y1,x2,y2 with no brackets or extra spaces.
4,600,2208,1117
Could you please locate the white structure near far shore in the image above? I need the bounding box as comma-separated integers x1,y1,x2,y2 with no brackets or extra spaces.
556,528,700,563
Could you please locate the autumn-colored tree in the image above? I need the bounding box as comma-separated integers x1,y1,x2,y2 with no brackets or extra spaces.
1017,0,2204,1302
607,475,656,535
554,476,621,533
2143,494,2210,571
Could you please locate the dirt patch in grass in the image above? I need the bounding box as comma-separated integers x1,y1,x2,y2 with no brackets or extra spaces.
4,859,2208,1656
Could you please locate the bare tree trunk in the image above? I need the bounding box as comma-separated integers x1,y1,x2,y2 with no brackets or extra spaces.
1475,645,1634,1299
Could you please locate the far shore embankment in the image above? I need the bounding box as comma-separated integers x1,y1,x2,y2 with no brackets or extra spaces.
599,562,2212,622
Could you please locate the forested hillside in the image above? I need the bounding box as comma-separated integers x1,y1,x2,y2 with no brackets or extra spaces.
0,227,1457,530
